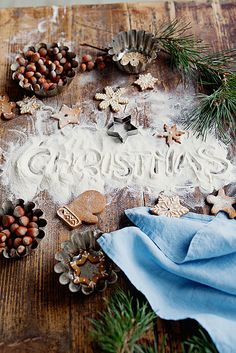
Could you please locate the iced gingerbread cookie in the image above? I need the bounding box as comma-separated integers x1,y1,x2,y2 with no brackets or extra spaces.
57,190,106,228
207,188,236,219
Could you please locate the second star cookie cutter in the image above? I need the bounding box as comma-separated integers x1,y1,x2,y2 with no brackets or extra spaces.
107,115,138,143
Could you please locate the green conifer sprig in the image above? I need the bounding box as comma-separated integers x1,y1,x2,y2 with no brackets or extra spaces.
154,19,236,139
90,290,156,353
90,290,218,353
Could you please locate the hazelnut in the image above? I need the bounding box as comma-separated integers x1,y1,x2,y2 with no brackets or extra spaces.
38,58,45,66
97,62,106,71
13,205,25,217
82,54,92,63
67,52,76,59
56,65,63,75
63,62,71,71
53,47,60,55
19,216,29,227
17,245,26,255
17,57,27,66
25,50,35,58
29,76,37,85
50,70,57,80
38,47,47,57
71,60,78,68
60,57,67,65
50,62,56,71
86,61,95,71
2,229,11,237
39,64,48,74
15,226,27,237
25,71,34,78
32,216,38,222
18,66,25,74
31,53,40,62
27,228,39,238
0,233,7,242
55,53,63,61
2,215,15,227
10,223,19,233
26,63,36,72
80,63,87,72
22,236,33,246
14,237,23,248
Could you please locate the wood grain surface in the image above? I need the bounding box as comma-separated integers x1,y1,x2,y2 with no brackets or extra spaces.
0,1,235,352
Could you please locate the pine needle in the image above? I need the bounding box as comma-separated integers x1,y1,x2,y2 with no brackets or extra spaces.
183,328,218,353
90,290,156,353
89,290,219,353
154,19,236,138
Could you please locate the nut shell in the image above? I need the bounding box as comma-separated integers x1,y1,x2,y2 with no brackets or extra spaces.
0,199,47,259
11,43,78,97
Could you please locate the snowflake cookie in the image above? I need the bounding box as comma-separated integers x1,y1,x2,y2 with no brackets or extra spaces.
95,86,129,112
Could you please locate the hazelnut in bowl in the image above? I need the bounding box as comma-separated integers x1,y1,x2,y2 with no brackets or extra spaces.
0,199,47,259
11,43,78,98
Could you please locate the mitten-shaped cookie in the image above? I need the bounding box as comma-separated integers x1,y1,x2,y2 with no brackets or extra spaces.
57,190,106,228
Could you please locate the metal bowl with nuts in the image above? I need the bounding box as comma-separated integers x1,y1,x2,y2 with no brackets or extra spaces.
0,199,47,259
11,43,79,98
108,29,158,74
54,230,119,295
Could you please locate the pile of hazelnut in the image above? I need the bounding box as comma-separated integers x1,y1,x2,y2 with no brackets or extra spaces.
0,200,47,258
11,43,78,96
80,54,111,72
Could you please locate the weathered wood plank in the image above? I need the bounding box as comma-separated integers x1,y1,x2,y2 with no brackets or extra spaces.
0,2,235,352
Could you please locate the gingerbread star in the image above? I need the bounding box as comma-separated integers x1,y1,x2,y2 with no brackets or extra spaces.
70,250,108,287
0,95,16,120
150,194,189,218
207,188,236,219
52,104,81,129
134,73,159,91
159,124,185,146
16,95,42,115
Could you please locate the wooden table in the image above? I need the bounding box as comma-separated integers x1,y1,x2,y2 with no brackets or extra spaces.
0,1,235,352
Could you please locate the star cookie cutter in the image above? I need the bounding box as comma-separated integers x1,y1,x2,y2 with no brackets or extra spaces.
107,115,138,143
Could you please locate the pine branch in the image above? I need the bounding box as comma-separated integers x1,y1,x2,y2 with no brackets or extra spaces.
155,19,236,138
89,290,156,353
89,290,219,353
183,328,218,353
155,19,236,83
184,72,236,140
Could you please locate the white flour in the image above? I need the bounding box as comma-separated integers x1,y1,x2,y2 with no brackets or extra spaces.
0,88,235,205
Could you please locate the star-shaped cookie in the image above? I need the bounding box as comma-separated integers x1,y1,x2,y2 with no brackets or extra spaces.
52,104,81,129
134,73,159,91
70,250,108,287
159,124,185,146
207,188,236,219
17,95,42,115
94,86,129,112
150,194,189,218
0,95,16,120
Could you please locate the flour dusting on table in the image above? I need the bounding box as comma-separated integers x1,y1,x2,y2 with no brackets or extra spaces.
1,89,235,204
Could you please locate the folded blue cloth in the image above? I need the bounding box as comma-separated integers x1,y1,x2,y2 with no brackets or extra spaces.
98,208,236,353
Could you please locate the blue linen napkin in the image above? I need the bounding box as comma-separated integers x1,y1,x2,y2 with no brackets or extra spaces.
98,208,236,353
